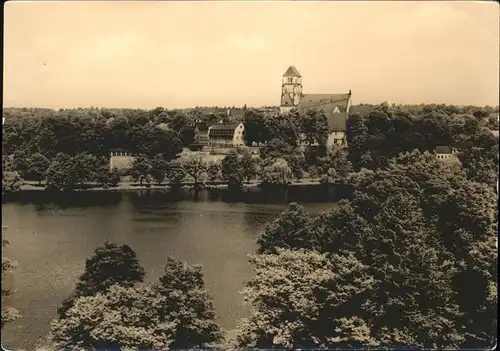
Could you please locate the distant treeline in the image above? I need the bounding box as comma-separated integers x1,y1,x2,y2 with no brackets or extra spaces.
2,103,499,192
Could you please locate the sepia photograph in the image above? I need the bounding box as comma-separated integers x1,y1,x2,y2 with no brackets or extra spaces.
1,0,498,350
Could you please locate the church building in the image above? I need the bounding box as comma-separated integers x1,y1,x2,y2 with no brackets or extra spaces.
280,66,352,146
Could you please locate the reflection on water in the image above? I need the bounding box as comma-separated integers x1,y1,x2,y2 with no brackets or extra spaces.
1,185,346,350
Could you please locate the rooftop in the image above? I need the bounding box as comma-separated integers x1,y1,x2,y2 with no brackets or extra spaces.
283,66,301,77
210,122,242,131
299,94,350,111
435,145,452,154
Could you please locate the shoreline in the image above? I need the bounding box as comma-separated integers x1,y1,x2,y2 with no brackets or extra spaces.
16,178,326,192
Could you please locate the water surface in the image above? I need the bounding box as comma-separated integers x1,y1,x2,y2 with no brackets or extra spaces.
1,186,344,349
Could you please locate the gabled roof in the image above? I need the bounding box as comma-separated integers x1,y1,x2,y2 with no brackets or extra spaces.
435,145,452,154
298,107,347,133
283,66,301,77
296,93,351,132
326,113,348,132
298,94,350,112
209,122,242,132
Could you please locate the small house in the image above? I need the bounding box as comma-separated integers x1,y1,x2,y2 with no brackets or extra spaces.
208,122,245,148
109,150,136,170
434,145,457,161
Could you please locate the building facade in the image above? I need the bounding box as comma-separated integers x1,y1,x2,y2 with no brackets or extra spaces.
109,151,136,170
279,66,352,147
208,122,245,148
434,146,458,161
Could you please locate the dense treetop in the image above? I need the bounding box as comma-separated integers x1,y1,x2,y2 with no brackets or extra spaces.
234,150,497,349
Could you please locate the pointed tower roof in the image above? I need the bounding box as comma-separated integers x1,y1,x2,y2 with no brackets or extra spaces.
283,66,301,77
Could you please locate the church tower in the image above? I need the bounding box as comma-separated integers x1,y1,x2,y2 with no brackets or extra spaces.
280,66,302,114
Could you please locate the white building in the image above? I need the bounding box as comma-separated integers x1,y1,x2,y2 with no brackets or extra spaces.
434,146,458,161
208,122,245,148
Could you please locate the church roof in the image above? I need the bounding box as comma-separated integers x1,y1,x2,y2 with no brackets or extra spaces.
326,113,348,132
298,94,350,111
297,93,351,132
283,66,301,77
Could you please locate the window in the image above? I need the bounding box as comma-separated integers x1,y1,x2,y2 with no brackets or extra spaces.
288,78,293,83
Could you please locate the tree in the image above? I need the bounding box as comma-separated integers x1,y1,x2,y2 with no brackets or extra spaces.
2,231,21,328
346,113,369,170
150,154,169,184
239,148,259,184
260,139,305,180
70,152,100,186
57,242,146,319
45,153,75,191
260,158,294,186
50,257,222,350
2,171,23,194
207,162,223,182
25,153,50,184
96,167,122,188
260,138,294,159
241,151,497,349
221,150,245,187
129,154,153,186
300,108,329,146
320,146,354,184
45,153,101,191
181,155,207,185
166,159,186,186
243,109,268,146
257,203,314,254
232,250,376,349
10,150,30,177
264,111,301,147
153,257,224,349
170,113,196,147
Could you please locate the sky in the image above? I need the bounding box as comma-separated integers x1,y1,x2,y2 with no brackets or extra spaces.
3,1,499,109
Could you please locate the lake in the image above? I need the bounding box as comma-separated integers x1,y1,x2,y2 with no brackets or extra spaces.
1,185,347,350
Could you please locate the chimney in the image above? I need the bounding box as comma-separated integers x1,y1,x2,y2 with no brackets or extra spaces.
348,89,352,95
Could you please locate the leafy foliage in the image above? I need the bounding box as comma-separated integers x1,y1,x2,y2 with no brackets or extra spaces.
221,149,245,187
57,242,145,319
233,250,376,349
2,171,23,194
220,148,259,187
128,154,154,186
1,234,21,328
260,158,294,186
264,111,301,147
45,152,106,191
243,151,497,349
300,108,329,146
181,154,208,184
50,254,222,350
